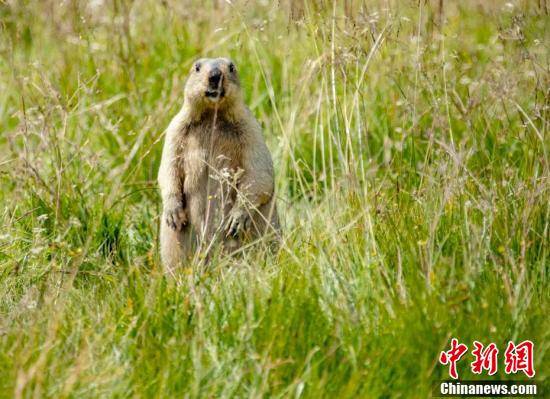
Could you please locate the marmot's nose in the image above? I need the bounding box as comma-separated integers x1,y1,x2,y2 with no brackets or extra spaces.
208,68,223,87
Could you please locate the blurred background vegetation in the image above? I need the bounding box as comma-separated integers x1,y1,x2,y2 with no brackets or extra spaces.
0,0,548,397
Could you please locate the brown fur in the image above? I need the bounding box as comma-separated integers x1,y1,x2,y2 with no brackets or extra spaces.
158,58,279,273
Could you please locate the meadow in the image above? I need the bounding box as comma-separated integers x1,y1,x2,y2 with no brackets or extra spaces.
0,0,548,397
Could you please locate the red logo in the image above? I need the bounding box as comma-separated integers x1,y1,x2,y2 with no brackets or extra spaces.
439,339,535,379
504,340,535,378
471,341,499,375
439,338,469,379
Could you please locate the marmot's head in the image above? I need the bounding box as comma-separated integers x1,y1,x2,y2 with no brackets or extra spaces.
184,57,242,115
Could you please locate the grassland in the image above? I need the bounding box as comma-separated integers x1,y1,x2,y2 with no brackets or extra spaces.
0,0,548,397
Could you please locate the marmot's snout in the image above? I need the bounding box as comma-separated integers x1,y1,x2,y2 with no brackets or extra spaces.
208,68,222,87
206,67,225,99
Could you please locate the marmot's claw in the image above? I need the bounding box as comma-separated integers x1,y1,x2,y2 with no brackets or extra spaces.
225,209,250,237
164,206,188,231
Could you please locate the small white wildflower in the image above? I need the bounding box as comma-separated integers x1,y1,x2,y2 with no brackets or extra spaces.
30,246,44,255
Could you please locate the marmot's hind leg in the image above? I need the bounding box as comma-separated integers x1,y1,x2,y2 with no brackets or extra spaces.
160,221,193,274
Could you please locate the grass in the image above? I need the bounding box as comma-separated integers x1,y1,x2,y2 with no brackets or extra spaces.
0,0,548,397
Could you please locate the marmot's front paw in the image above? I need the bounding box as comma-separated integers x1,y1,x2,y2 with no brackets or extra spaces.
225,208,251,237
164,204,188,231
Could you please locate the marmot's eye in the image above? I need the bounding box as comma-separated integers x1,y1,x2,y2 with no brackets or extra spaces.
229,63,235,73
194,63,201,73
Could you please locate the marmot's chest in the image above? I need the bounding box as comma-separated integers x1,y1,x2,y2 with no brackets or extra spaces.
181,127,243,194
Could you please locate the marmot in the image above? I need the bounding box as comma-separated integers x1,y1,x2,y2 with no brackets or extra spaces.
158,57,279,273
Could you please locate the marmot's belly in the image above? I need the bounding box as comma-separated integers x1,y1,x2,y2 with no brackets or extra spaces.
185,169,238,237
182,144,242,237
